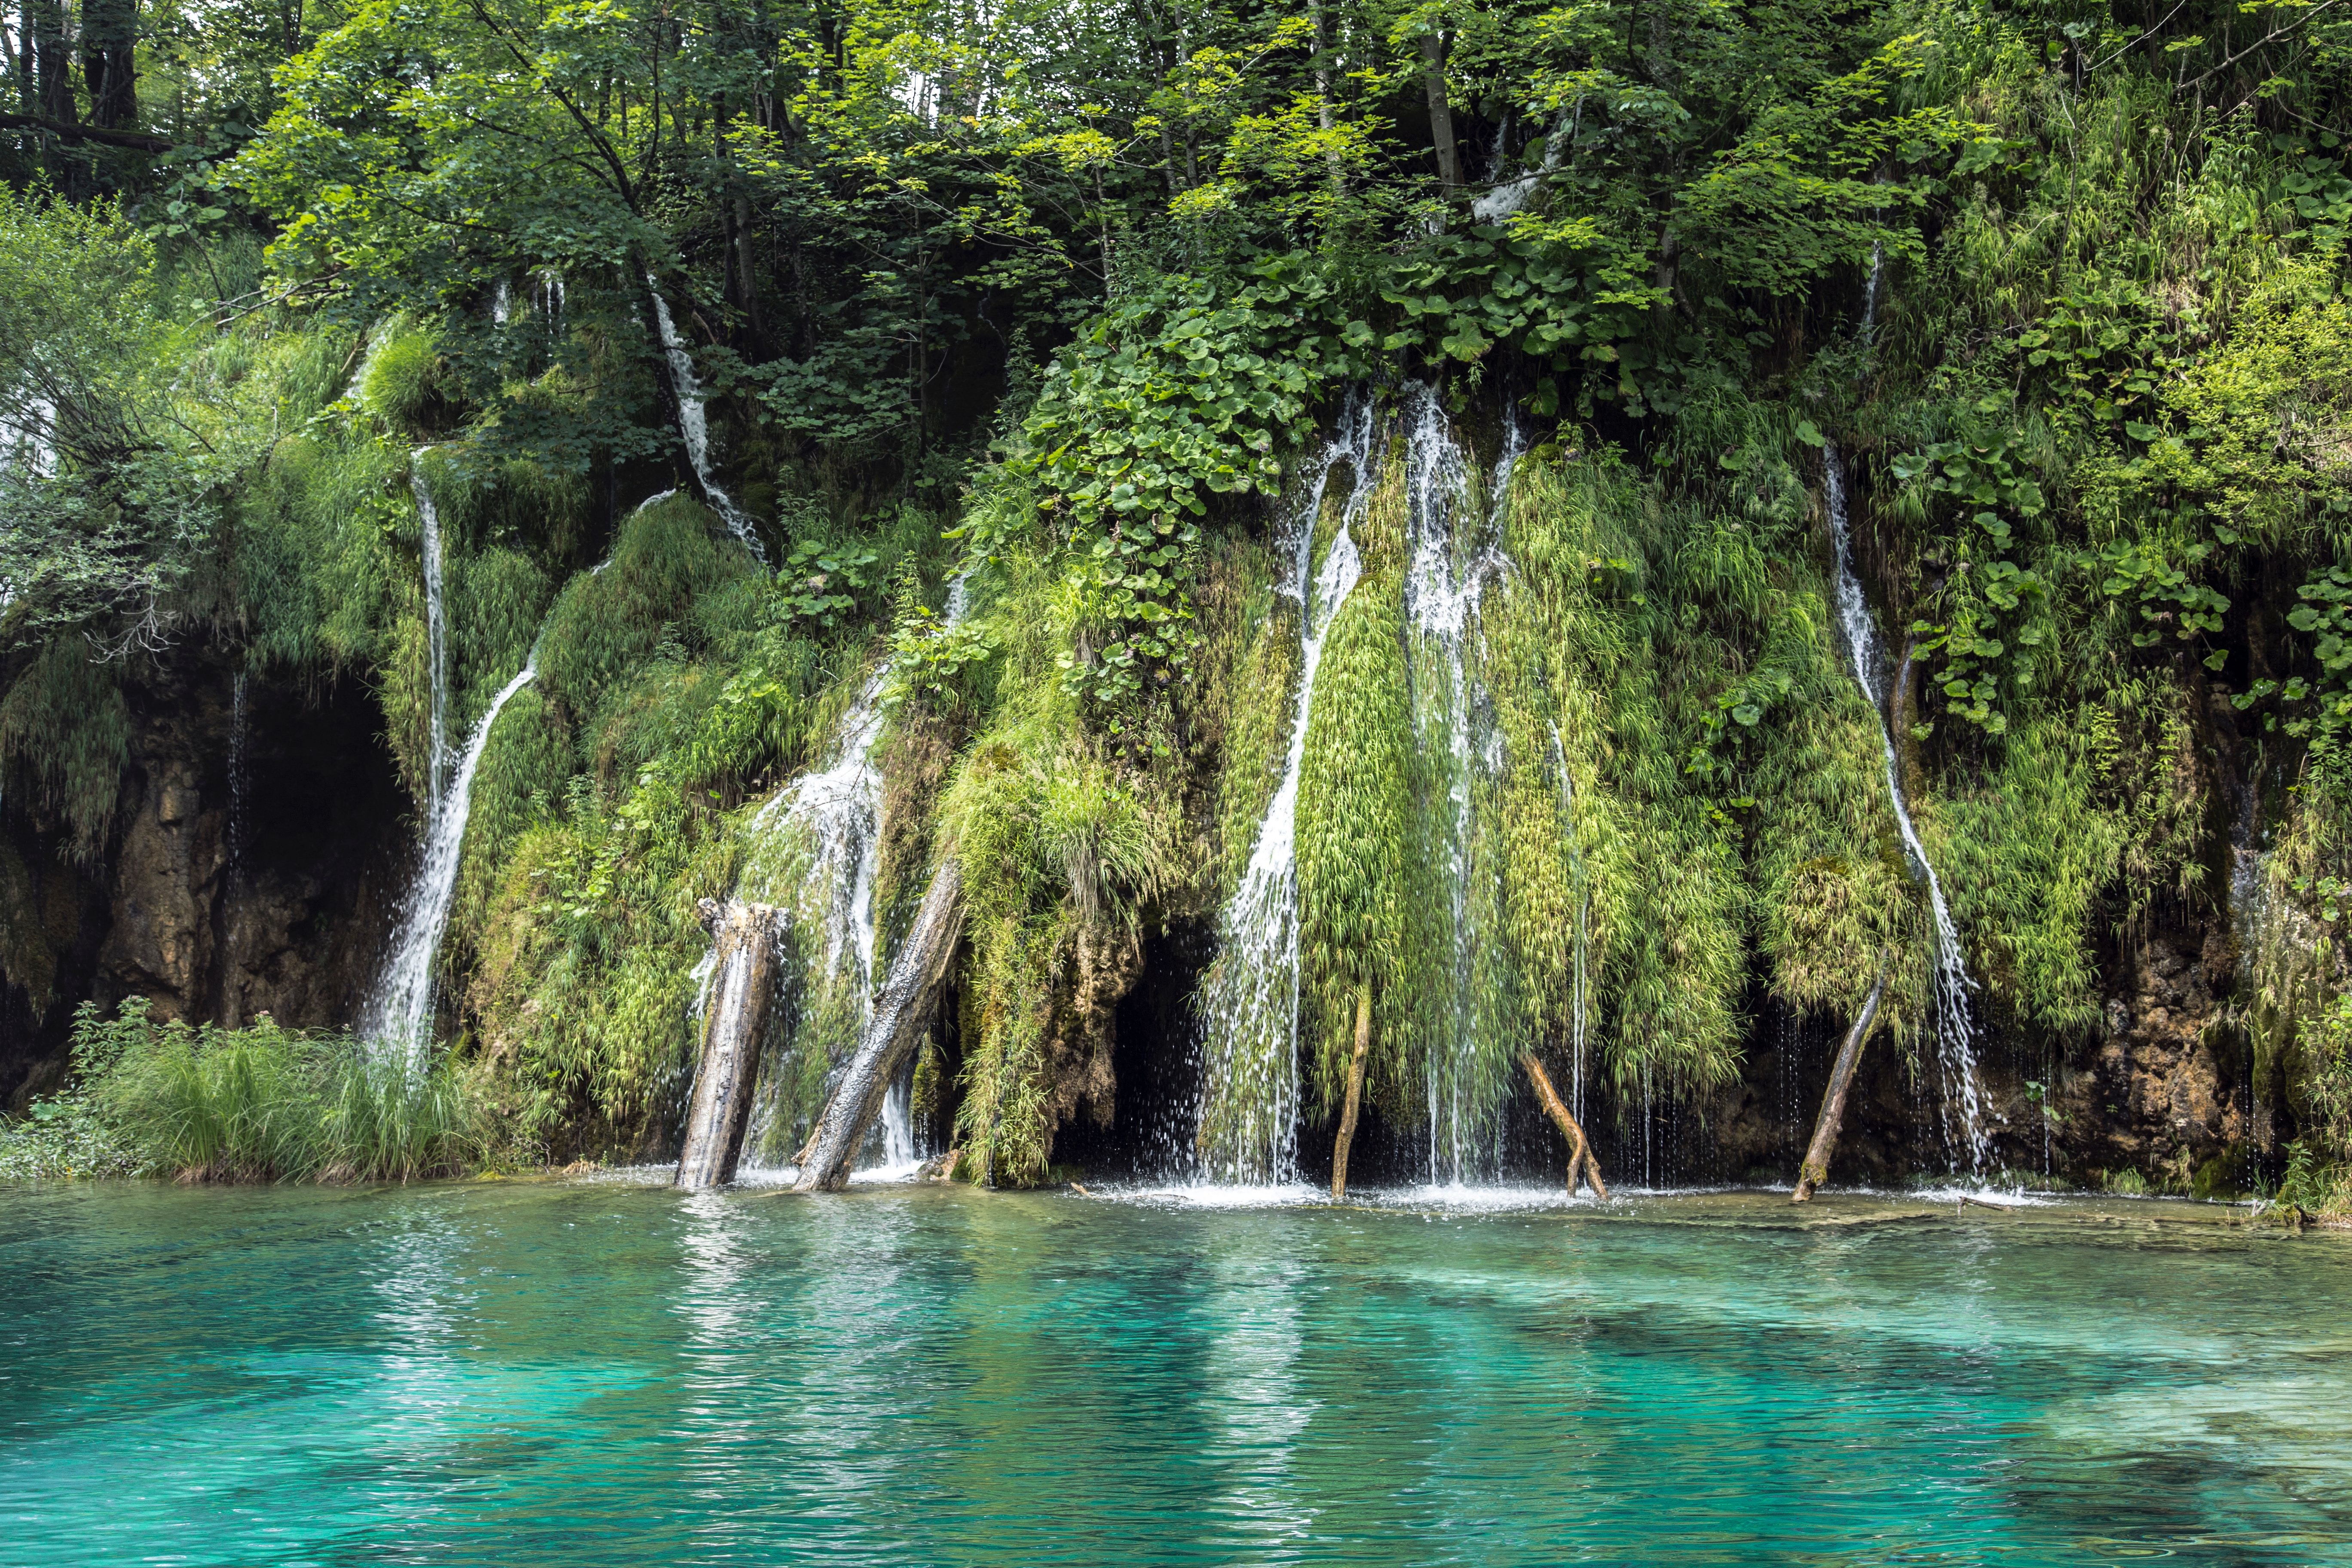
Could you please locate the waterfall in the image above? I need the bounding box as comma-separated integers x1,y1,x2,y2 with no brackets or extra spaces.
411,452,451,812
645,278,763,562
364,540,618,1063
725,572,974,1172
491,279,511,326
1196,396,1379,1185
1399,385,1515,1185
364,655,540,1063
1823,441,1988,1170
224,672,251,1027
1470,105,1577,225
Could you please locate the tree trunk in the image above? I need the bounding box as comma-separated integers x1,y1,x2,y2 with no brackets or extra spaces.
1791,965,1892,1202
1330,984,1372,1200
1311,0,1344,186
79,0,133,129
1420,34,1460,194
1521,1050,1609,1200
793,859,964,1193
675,900,787,1190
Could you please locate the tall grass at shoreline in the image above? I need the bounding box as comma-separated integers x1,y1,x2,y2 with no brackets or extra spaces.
0,1001,486,1182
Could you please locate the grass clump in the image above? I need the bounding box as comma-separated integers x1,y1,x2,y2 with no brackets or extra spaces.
0,1000,488,1183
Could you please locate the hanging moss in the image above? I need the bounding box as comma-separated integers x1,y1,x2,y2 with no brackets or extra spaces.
1295,455,1419,1119
0,642,132,862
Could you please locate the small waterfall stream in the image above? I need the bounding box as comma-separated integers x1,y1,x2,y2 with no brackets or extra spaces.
716,573,974,1175
412,453,451,811
646,279,763,561
1400,387,1517,1185
365,654,541,1062
1196,398,1378,1184
1823,442,1988,1170
365,532,613,1063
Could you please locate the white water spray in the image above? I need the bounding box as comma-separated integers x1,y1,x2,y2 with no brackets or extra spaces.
727,572,975,1173
1399,386,1516,1185
1196,396,1379,1184
1823,442,1988,1170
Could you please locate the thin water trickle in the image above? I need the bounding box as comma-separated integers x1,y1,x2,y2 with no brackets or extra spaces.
224,672,251,1025
1824,442,1988,1172
646,277,763,561
1197,395,1379,1185
411,452,450,813
364,543,617,1062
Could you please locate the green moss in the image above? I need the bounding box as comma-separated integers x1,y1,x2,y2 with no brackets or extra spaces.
0,642,131,862
361,330,440,431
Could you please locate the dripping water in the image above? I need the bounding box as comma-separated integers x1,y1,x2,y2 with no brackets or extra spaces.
1823,441,1989,1172
1399,385,1517,1186
1195,395,1379,1185
225,671,250,1026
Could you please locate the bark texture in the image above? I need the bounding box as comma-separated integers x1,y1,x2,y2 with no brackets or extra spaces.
1522,1050,1608,1200
793,858,963,1192
1420,35,1460,193
675,898,787,1191
1330,984,1371,1199
1792,965,1891,1202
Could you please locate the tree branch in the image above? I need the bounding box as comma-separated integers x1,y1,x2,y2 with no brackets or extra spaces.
0,112,171,152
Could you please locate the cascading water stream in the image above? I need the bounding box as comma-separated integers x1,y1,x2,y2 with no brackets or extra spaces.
411,452,451,812
646,279,763,562
1399,386,1519,1186
365,549,612,1064
1196,398,1379,1185
225,672,251,1025
1822,442,1988,1170
717,573,974,1173
364,655,541,1064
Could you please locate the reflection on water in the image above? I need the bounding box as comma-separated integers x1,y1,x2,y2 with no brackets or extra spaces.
2,1179,2348,1565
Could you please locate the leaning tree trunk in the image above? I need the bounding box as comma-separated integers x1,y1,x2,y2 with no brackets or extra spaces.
1521,1051,1608,1200
793,860,964,1193
675,899,788,1191
1330,985,1372,1200
1791,965,1892,1203
1420,34,1460,195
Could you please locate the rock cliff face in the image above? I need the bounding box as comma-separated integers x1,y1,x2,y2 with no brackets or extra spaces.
0,652,407,1111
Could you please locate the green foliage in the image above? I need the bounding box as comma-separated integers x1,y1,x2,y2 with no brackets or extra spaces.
776,537,880,632
5,1000,487,1182
1295,464,1416,1114
0,641,132,861
361,329,441,431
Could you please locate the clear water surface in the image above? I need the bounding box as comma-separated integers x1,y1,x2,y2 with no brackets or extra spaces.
3,1177,2348,1565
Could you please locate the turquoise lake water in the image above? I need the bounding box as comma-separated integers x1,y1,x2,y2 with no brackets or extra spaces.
3,1177,2349,1566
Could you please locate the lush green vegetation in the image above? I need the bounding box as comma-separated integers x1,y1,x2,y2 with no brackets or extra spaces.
3,0,2352,1197
0,1001,485,1180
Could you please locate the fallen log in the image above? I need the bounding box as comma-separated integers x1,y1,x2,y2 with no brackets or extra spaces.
1330,986,1372,1200
1521,1050,1609,1200
1790,963,1892,1203
793,859,964,1193
675,900,788,1191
